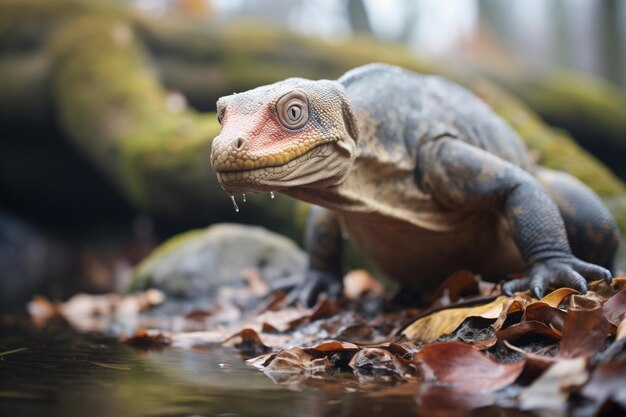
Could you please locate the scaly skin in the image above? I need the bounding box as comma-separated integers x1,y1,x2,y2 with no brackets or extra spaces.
211,64,619,306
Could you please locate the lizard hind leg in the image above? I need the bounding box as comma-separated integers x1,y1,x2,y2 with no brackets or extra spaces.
537,168,620,271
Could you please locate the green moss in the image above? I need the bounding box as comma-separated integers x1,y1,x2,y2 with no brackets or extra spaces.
472,81,626,199
515,71,626,147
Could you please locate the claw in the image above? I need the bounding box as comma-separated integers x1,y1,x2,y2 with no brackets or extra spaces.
532,285,543,299
502,285,513,296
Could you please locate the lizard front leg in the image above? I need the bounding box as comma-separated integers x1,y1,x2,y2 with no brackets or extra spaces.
418,137,612,298
289,205,344,307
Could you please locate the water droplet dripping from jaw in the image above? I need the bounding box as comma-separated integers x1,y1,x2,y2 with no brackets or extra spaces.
270,192,275,199
243,194,246,203
230,195,239,212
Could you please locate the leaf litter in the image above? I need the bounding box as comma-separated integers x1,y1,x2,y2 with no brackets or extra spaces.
27,269,626,416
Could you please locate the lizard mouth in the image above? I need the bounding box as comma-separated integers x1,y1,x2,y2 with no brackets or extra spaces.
214,142,336,194
211,138,337,173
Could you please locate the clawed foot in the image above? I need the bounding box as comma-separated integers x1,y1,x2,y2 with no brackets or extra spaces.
502,256,612,298
284,269,343,308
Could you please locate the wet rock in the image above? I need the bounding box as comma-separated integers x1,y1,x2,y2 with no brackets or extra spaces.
130,223,306,299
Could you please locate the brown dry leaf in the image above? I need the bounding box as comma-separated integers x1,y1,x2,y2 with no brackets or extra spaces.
349,348,397,373
497,320,562,344
519,357,588,411
255,298,340,333
304,340,359,353
558,298,610,359
303,340,360,368
123,330,171,352
581,356,626,409
602,289,626,326
222,328,271,356
402,296,509,342
246,352,277,369
343,269,385,300
491,295,533,331
368,342,419,359
587,277,626,303
413,342,525,393
263,347,332,374
430,270,481,307
254,291,288,313
524,302,567,332
539,287,579,307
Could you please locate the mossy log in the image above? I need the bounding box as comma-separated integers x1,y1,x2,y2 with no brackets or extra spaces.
2,1,626,245
489,71,626,180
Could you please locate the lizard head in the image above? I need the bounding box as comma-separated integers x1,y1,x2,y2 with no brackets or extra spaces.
210,78,359,196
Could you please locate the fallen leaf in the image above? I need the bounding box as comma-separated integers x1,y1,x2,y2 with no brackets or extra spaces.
263,347,332,374
255,291,288,313
402,296,509,342
304,340,359,353
349,348,396,373
581,356,626,409
246,352,277,369
587,278,626,304
222,328,271,356
303,340,360,368
430,270,481,307
413,342,525,393
519,357,588,411
539,287,579,308
123,330,171,352
602,289,626,326
257,298,340,333
558,299,610,359
497,320,562,344
524,302,567,332
343,269,385,300
368,342,419,359
491,295,532,331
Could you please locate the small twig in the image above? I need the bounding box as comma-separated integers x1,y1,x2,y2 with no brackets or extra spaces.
0,347,28,357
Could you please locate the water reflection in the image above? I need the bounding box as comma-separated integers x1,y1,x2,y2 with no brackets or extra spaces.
0,316,536,417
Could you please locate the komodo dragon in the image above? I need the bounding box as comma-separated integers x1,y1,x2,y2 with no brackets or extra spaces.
210,64,619,306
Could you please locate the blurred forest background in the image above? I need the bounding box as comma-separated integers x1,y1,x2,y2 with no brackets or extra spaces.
1,0,625,308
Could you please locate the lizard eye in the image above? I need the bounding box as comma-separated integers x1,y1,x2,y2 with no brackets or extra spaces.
277,91,309,130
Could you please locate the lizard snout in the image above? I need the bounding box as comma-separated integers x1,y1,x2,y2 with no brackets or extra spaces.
210,133,253,172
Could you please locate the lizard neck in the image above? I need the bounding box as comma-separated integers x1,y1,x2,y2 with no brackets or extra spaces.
281,183,357,212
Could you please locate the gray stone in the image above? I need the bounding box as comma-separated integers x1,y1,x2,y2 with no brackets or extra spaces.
130,223,306,299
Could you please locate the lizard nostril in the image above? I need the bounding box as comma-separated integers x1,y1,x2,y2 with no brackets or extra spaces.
235,137,247,150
